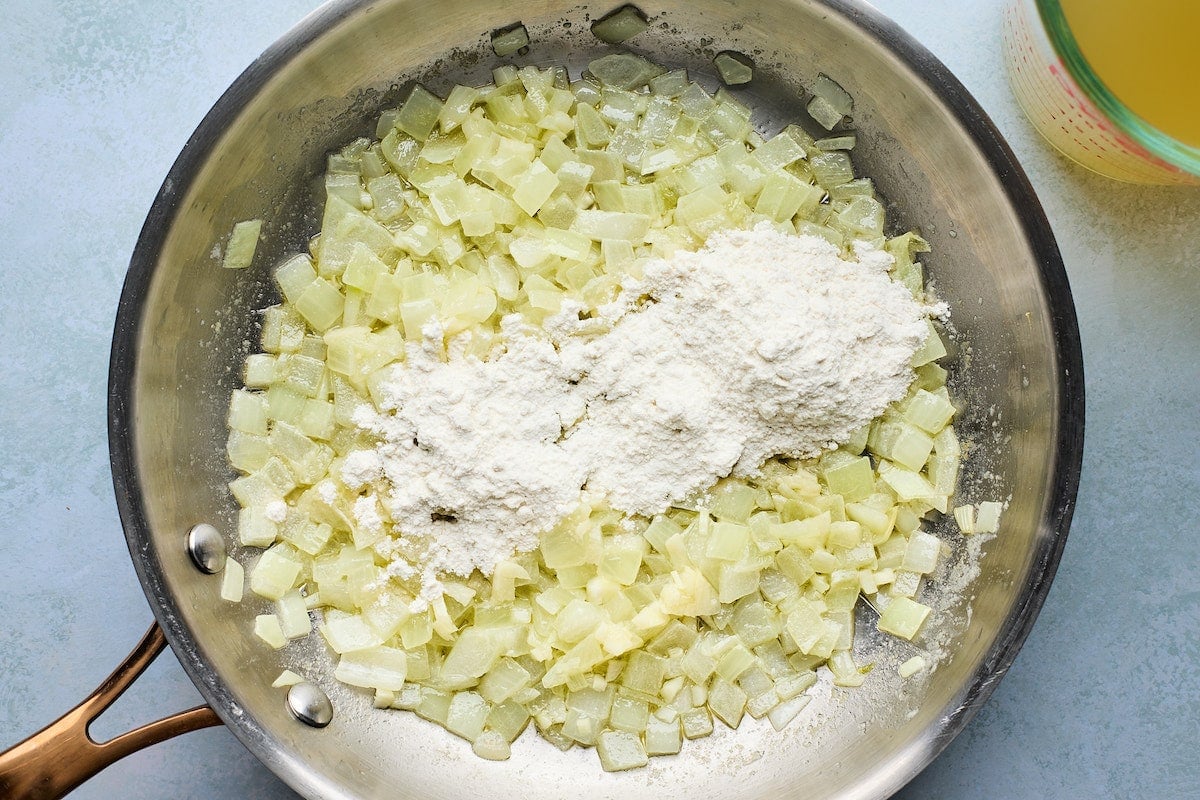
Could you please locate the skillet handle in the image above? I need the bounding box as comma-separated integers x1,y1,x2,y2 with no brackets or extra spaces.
0,622,222,800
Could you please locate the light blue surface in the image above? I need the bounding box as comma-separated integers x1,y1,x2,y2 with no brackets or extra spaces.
1,1,1196,798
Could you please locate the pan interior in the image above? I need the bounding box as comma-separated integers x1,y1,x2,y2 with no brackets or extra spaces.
115,1,1080,798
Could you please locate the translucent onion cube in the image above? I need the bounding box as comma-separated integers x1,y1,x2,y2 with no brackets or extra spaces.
335,646,408,691
237,507,278,548
395,85,444,142
809,151,855,187
706,521,749,561
281,515,333,557
815,135,857,151
877,596,931,640
708,677,748,728
320,613,383,654
974,501,1004,534
555,599,606,644
746,688,781,719
911,320,949,367
226,391,267,438
680,645,717,685
249,547,301,600
598,534,647,585
295,278,344,332
478,658,532,704
904,389,956,434
243,353,276,388
271,669,304,688
274,253,317,302
784,598,826,654
645,716,682,755
679,707,714,739
714,51,754,86
952,504,975,534
774,671,817,700
754,171,822,223
488,560,530,604
222,219,262,270
767,693,811,730
366,173,406,222
717,562,761,604
827,651,865,687
837,195,885,237
276,591,311,638
485,699,531,742
220,557,244,603
879,463,940,505
597,730,648,772
399,298,437,340
827,520,862,549
254,614,286,649
889,569,922,599
588,53,665,91
822,457,873,503
620,650,666,696
872,420,935,472
901,530,942,575
775,545,816,587
441,627,509,688
341,244,388,292
490,23,529,57
609,694,650,733
898,655,926,678
591,5,650,43
511,160,560,217
659,568,720,617
568,208,652,242
648,68,688,97
806,95,844,130
471,730,512,761
415,686,453,725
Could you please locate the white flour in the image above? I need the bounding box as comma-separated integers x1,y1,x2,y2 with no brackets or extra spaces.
347,226,933,598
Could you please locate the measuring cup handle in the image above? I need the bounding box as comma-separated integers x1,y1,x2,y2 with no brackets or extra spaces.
0,622,223,800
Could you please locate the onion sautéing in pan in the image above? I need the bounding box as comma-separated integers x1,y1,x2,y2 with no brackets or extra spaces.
219,51,1000,771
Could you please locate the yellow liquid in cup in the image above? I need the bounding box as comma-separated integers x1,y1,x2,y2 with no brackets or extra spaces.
1060,0,1200,148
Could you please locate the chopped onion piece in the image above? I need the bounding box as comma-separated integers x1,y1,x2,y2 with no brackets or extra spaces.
877,597,932,640
472,730,512,761
953,504,976,535
898,656,926,678
491,23,530,57
335,646,408,691
597,729,648,772
222,219,262,270
591,5,650,43
713,51,754,86
588,54,665,91
271,669,305,688
254,615,286,649
767,693,811,730
220,557,244,603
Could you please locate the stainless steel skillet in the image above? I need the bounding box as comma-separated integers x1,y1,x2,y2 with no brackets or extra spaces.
0,0,1084,797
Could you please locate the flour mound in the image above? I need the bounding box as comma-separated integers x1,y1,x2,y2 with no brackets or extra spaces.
350,226,932,595
560,227,928,513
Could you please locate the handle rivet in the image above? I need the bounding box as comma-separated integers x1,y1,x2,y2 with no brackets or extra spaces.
287,682,333,728
185,523,226,574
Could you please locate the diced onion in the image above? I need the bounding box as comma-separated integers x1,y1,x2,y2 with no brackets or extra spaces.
222,219,262,270
591,6,650,44
216,52,986,774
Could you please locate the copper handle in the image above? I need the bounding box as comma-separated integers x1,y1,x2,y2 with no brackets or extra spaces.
0,622,222,800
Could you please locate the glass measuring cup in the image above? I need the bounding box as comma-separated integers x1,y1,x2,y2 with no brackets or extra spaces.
1002,0,1200,185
